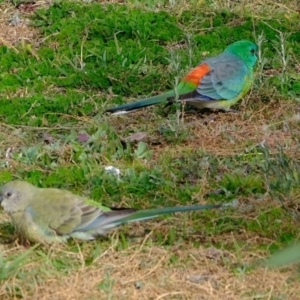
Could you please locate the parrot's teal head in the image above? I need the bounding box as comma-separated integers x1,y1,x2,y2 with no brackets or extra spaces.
225,40,258,68
0,180,36,214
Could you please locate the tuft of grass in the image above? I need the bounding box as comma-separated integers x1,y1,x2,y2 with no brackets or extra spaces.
0,246,38,282
261,144,300,220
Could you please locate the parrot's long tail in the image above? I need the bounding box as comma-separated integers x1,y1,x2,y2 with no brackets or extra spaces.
101,203,223,231
105,91,174,115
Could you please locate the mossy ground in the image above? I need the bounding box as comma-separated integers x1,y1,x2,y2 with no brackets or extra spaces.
0,0,300,299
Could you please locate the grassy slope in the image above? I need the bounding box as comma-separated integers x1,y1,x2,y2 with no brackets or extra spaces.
0,0,300,299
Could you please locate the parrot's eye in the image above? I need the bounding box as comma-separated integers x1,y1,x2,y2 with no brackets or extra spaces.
6,192,12,198
250,48,256,54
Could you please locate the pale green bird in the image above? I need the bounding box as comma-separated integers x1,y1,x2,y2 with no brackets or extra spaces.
0,180,223,244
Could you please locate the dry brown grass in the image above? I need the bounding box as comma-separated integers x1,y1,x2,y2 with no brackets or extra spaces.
0,239,299,300
0,1,41,49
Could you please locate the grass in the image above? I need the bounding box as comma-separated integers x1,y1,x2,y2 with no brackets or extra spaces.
0,0,300,298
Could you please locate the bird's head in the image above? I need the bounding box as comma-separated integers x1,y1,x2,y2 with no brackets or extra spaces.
0,180,36,214
225,40,258,68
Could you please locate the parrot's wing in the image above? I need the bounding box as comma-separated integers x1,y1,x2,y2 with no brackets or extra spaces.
195,53,249,101
72,204,136,232
26,189,94,235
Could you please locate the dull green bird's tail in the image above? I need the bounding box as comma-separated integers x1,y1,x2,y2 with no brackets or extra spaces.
105,91,174,114
103,203,223,230
81,203,226,237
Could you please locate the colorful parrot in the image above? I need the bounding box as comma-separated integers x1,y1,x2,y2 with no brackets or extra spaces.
105,40,258,115
0,180,223,243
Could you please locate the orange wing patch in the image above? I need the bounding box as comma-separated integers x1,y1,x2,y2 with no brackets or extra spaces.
182,63,211,86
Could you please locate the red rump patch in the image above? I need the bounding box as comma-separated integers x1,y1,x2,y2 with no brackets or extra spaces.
182,63,211,85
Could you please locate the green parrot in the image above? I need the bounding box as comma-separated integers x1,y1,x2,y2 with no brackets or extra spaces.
0,180,223,244
105,40,258,115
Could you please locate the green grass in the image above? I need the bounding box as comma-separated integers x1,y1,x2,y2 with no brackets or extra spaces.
0,1,300,125
0,0,300,298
